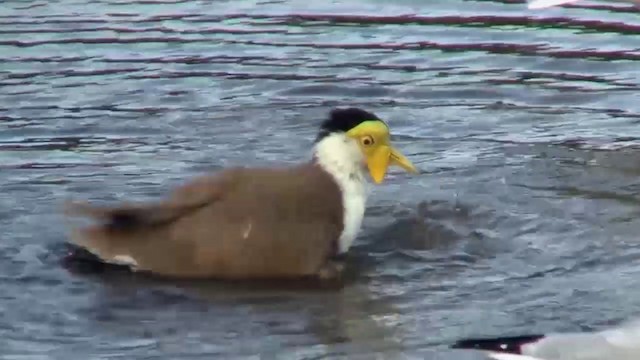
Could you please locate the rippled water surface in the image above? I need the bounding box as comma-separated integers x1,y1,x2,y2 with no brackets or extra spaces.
1,0,640,358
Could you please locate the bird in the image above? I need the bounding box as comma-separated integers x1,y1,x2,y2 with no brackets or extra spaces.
451,317,640,360
527,0,640,9
63,107,418,281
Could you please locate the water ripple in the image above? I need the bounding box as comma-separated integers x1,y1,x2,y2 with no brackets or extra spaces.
2,0,640,359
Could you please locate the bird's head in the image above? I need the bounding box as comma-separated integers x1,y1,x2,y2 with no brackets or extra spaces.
315,107,418,184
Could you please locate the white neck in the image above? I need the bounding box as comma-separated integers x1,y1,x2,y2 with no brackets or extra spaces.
313,133,369,254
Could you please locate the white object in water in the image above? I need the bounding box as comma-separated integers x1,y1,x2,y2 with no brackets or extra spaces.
456,317,640,360
488,353,546,360
528,0,640,8
521,319,640,359
528,0,581,9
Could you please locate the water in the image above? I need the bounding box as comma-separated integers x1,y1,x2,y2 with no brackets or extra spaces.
1,0,640,358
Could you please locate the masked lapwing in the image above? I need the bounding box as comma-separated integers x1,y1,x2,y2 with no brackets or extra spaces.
64,107,418,280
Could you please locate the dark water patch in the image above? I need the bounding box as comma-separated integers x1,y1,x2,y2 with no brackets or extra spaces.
127,70,367,81
0,56,93,63
6,67,145,79
0,136,82,151
554,1,640,12
0,37,217,47
270,13,640,34
224,38,640,61
0,19,110,26
364,200,478,252
0,26,289,35
99,54,282,64
278,83,393,97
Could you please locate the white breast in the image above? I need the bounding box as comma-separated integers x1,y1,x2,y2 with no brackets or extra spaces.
333,167,368,253
313,132,370,253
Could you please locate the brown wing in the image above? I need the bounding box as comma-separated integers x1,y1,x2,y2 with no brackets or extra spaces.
65,164,344,279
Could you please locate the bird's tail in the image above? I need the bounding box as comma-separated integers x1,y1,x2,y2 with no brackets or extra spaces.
63,200,205,230
62,199,207,268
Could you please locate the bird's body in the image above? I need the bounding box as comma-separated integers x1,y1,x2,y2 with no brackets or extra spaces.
68,163,345,279
64,108,417,280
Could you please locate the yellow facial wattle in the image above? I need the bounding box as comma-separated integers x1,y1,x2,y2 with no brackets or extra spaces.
346,120,418,184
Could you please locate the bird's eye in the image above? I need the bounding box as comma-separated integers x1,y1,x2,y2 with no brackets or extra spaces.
362,136,374,146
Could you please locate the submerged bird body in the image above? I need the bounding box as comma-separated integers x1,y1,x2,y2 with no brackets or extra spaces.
65,108,417,280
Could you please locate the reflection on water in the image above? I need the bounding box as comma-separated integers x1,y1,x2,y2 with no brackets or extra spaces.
1,0,640,358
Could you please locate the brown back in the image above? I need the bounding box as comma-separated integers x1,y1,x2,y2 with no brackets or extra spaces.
70,162,344,279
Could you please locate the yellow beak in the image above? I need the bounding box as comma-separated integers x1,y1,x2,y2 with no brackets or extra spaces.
366,145,418,184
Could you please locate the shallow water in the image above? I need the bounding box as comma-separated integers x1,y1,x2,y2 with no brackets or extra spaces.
1,0,640,358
